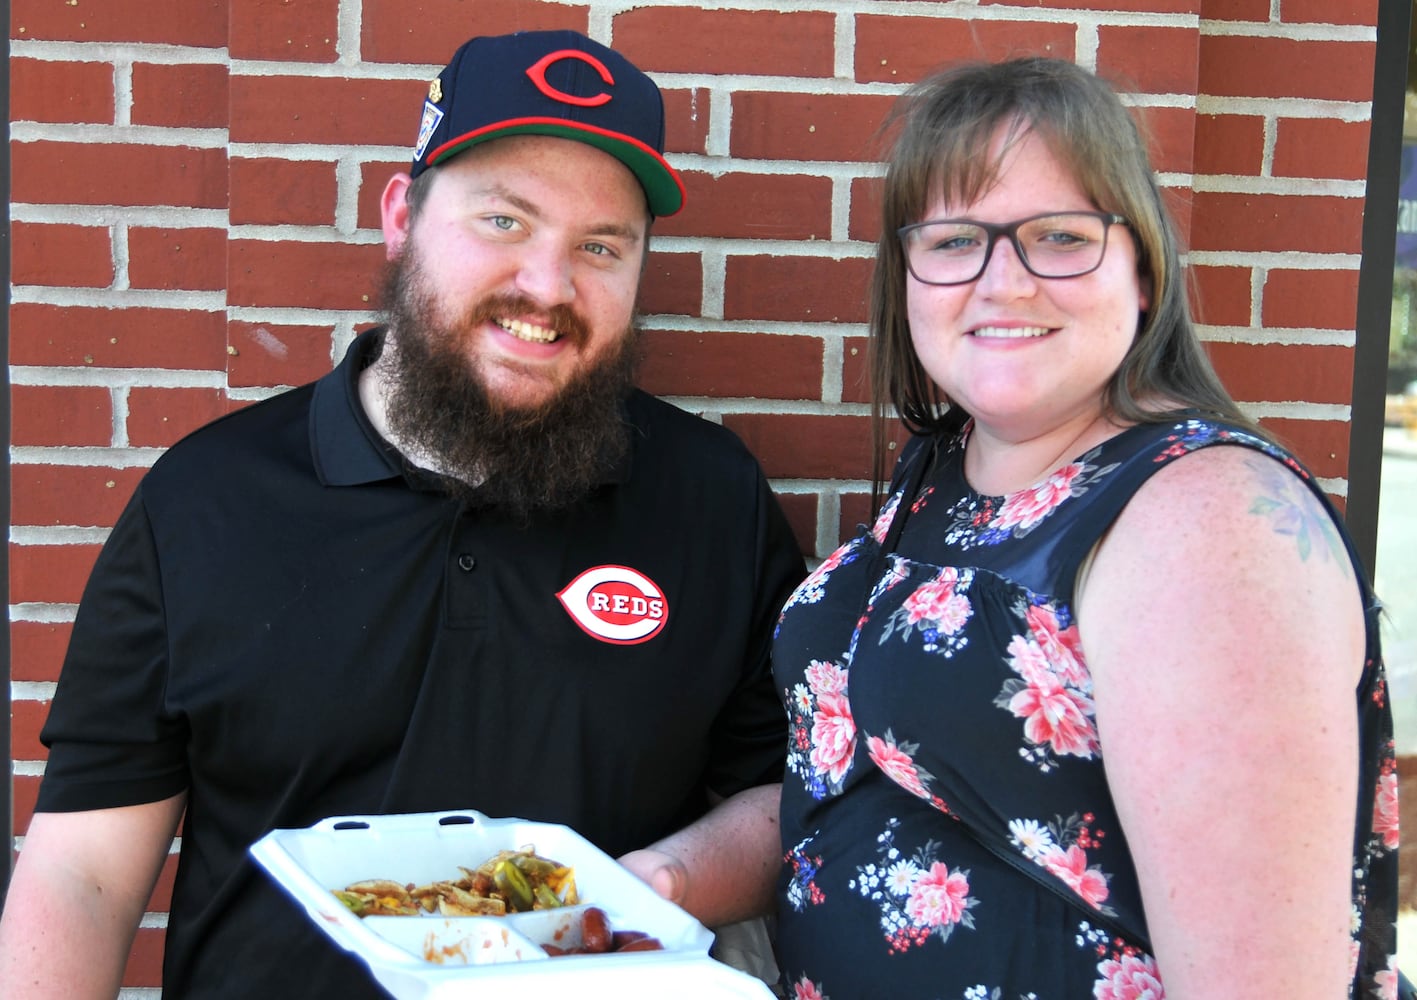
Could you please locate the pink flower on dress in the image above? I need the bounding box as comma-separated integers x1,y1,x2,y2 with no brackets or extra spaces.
1094,951,1165,1000
1007,634,1055,686
1025,603,1088,687
1040,844,1109,908
805,660,848,697
996,462,1082,530
903,570,971,634
867,735,929,800
1007,660,1098,758
810,692,856,785
904,861,970,928
801,544,848,590
792,975,830,1000
870,494,902,542
1375,958,1400,1000
1373,771,1399,850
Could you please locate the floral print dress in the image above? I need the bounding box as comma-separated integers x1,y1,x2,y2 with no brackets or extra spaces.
773,418,1400,1000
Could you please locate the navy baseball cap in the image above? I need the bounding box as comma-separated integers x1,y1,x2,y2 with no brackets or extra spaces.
411,30,685,217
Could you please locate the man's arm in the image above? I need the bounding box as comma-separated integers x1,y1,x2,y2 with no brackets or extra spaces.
616,783,781,928
0,794,186,999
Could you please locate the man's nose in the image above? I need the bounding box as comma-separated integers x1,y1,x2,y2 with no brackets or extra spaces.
513,241,576,306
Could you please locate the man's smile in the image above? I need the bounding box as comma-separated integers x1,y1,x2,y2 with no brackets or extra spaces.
496,317,561,344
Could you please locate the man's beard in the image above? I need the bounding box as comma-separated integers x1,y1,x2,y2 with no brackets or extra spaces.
376,250,640,519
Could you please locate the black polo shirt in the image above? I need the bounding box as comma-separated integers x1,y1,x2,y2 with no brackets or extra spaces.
37,328,806,998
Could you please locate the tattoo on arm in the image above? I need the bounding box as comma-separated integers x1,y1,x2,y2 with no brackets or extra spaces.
1244,458,1349,572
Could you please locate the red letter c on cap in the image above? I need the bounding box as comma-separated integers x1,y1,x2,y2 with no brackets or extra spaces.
526,50,615,108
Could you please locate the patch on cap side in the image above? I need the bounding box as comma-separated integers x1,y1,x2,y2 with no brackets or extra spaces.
414,99,445,162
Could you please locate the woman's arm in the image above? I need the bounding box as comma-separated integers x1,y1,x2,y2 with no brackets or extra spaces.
1078,446,1362,1000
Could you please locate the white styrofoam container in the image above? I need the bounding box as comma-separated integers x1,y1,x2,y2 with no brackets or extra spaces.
249,809,777,998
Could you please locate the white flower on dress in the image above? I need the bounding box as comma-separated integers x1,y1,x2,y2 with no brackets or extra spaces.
1007,818,1055,860
885,859,920,896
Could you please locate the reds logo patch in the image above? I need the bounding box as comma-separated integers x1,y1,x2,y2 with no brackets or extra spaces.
557,565,668,645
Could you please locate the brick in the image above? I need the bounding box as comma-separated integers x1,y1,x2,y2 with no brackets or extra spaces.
230,75,425,148
10,543,105,605
731,92,898,164
842,335,872,405
10,0,226,46
855,15,1077,84
129,227,228,292
1194,113,1266,176
131,62,229,129
658,173,833,242
11,385,114,448
663,88,713,158
638,329,824,400
773,492,820,559
1200,0,1270,18
1198,37,1375,103
724,255,873,324
848,176,885,244
639,251,703,318
127,387,231,448
10,221,114,288
11,465,147,530
983,0,1196,9
230,0,339,62
1205,342,1354,406
228,322,338,389
1136,105,1197,177
9,57,115,124
123,926,166,989
11,141,227,209
1190,192,1362,255
613,8,835,77
9,621,75,684
1161,186,1196,248
360,0,589,65
1257,416,1351,479
840,491,877,547
12,698,50,763
1261,269,1360,331
1273,118,1371,182
10,304,229,370
723,413,873,480
1281,0,1377,25
1097,26,1199,95
231,158,339,227
228,239,388,310
1190,264,1254,327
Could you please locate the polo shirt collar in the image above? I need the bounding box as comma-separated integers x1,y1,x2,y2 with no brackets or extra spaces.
310,328,403,487
309,326,635,489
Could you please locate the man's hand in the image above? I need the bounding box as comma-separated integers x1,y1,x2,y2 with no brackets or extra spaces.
616,847,689,906
614,784,781,928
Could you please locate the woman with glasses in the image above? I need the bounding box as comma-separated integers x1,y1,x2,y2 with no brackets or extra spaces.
772,57,1399,999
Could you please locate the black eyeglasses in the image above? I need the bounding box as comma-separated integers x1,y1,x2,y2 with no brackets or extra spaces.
897,211,1129,286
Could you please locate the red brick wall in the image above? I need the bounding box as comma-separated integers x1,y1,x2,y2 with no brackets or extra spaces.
7,0,1381,990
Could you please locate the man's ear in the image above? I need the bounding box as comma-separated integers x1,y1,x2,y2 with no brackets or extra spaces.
381,173,415,261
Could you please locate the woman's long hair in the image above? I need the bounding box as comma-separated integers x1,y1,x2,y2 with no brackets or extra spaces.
868,57,1265,503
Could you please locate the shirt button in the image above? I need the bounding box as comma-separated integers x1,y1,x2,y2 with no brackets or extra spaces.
457,553,477,572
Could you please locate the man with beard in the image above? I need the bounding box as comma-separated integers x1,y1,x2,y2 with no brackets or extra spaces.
0,30,806,998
